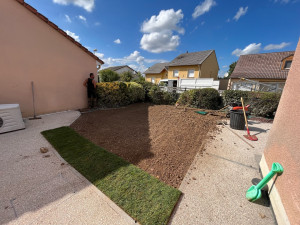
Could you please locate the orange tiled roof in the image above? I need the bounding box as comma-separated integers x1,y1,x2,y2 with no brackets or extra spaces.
15,0,104,65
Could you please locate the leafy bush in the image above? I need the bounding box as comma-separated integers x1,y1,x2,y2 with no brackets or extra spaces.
132,72,145,83
96,82,145,107
120,71,133,82
177,88,223,110
149,86,179,105
99,69,120,82
127,82,145,103
136,80,156,101
223,90,281,118
97,82,129,107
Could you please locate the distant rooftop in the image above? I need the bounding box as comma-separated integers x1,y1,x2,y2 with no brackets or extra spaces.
231,51,295,80
168,50,214,67
103,65,137,73
144,63,169,74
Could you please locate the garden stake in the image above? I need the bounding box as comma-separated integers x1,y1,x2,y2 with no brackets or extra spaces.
241,97,257,141
246,162,284,202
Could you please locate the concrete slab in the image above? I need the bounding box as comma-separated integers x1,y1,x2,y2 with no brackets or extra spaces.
0,111,135,225
170,121,277,225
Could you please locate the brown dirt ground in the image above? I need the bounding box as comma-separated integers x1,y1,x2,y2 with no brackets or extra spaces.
71,103,224,188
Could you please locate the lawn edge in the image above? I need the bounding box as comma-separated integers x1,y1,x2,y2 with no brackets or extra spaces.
41,126,182,225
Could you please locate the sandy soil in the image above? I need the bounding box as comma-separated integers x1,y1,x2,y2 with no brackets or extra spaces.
71,103,224,188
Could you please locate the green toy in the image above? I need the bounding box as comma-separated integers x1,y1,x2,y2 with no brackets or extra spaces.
246,162,284,202
195,111,208,115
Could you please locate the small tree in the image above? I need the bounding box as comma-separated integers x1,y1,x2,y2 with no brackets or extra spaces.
132,72,145,83
120,71,133,82
227,61,237,78
99,69,120,82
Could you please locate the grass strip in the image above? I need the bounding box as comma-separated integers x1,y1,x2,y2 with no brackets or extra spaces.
42,127,181,225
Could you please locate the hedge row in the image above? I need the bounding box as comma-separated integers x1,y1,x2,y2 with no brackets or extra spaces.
223,90,281,118
96,82,145,107
177,88,223,110
96,82,281,118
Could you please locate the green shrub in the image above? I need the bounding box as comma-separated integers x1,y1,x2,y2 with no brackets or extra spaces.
97,82,129,107
127,82,145,103
177,88,223,110
223,90,281,118
99,69,120,82
149,86,179,105
96,82,145,107
120,71,133,82
136,80,156,101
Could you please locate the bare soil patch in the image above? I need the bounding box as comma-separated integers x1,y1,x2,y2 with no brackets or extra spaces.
71,103,223,188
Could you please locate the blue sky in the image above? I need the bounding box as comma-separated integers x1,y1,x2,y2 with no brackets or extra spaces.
26,0,300,76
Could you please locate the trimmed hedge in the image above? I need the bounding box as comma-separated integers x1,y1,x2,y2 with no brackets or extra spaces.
149,86,179,105
96,82,144,107
177,88,223,110
223,90,281,118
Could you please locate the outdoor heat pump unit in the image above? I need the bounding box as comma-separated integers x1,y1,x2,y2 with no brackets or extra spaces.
0,104,25,134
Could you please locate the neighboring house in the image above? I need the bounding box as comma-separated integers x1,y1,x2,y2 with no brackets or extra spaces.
229,51,295,91
259,40,300,225
103,65,137,74
144,50,219,85
144,63,169,84
0,0,104,117
167,50,219,81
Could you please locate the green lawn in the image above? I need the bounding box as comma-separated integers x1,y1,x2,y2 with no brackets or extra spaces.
42,127,181,225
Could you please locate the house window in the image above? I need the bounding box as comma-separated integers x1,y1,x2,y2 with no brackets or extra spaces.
188,69,195,78
173,70,179,77
284,60,292,69
151,77,155,84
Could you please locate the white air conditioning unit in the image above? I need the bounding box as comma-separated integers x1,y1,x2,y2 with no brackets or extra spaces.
0,104,25,134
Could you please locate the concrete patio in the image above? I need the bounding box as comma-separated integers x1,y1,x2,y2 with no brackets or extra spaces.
0,111,135,225
170,120,277,225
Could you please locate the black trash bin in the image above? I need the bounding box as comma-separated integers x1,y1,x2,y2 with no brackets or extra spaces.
230,110,246,130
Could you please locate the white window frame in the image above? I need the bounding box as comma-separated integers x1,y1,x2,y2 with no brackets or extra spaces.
284,60,292,70
151,77,155,84
188,69,195,78
173,70,179,77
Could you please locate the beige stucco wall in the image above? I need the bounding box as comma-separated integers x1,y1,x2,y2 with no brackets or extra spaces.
167,65,200,79
199,51,219,79
260,39,300,225
145,70,168,84
167,51,219,80
0,0,98,117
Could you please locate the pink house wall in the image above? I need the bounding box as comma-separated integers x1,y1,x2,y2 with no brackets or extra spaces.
260,39,300,225
0,0,100,117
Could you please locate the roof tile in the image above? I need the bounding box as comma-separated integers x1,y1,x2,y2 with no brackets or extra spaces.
231,51,295,80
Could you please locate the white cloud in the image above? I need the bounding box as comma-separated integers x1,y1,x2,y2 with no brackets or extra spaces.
264,42,291,51
100,50,167,72
233,6,248,21
224,72,229,77
222,65,228,68
53,0,95,12
94,22,101,26
65,14,71,23
64,30,80,42
192,0,216,19
141,9,184,34
232,43,261,56
78,15,87,22
140,32,180,53
95,52,104,58
114,39,121,44
140,9,184,53
274,0,290,3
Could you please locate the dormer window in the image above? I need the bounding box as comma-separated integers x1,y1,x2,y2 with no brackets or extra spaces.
284,60,292,69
